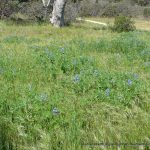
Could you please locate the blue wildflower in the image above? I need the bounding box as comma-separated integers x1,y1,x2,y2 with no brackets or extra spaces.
127,79,132,86
52,107,60,115
73,74,80,83
60,48,65,54
106,88,110,96
45,49,53,59
39,93,48,102
93,70,99,77
134,74,138,79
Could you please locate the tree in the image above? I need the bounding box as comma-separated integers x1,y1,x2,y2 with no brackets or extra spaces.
50,0,67,27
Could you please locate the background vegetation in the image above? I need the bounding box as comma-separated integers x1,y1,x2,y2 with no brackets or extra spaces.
0,0,150,24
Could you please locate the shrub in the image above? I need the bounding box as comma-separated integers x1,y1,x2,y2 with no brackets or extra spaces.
64,2,79,25
112,15,136,32
143,7,150,18
0,0,18,19
77,1,101,17
9,12,29,24
102,4,118,17
18,1,46,23
132,0,150,6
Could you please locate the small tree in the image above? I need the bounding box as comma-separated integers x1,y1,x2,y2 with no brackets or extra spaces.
112,15,136,32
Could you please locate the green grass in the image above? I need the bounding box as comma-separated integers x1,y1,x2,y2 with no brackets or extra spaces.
0,21,150,150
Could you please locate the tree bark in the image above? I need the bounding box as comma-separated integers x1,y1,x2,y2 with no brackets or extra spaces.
50,0,67,27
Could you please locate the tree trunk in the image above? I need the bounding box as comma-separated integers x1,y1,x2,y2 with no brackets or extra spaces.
50,0,67,27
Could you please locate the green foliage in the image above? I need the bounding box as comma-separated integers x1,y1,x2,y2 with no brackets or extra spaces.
72,32,147,55
112,15,136,33
0,22,150,149
111,32,146,53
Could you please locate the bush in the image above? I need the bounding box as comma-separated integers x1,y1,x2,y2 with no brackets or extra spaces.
9,12,29,24
102,4,118,17
112,15,136,32
79,0,117,17
132,0,150,6
0,0,18,19
64,2,79,25
78,0,141,17
143,7,150,18
18,1,46,23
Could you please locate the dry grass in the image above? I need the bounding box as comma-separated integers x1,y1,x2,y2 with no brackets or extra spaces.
85,17,150,31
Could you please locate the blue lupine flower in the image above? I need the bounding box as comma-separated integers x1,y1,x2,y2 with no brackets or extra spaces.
93,70,99,77
39,93,48,102
106,88,110,96
73,74,80,83
60,48,65,54
45,48,53,59
52,107,60,115
127,79,132,86
134,74,138,79
48,52,53,58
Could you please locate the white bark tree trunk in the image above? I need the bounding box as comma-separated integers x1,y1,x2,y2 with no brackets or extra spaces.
50,0,67,27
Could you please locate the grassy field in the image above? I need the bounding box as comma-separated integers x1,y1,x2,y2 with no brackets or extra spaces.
0,19,150,150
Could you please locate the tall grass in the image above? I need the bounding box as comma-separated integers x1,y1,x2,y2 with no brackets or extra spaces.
0,21,150,150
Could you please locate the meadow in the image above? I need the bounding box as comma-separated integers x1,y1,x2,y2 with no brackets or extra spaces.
0,19,150,150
